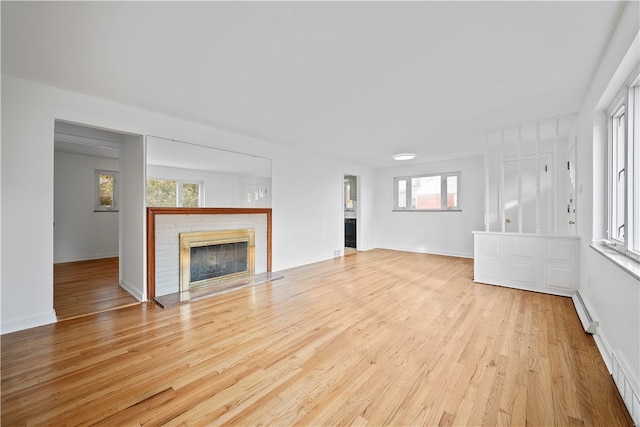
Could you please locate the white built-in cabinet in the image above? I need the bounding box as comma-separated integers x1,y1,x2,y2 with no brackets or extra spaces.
473,231,579,297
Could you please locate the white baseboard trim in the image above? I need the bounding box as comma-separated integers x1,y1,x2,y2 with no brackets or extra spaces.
54,253,119,264
1,310,57,335
120,279,145,302
593,328,613,373
578,291,639,424
572,290,599,334
376,245,473,259
274,246,471,272
476,279,573,297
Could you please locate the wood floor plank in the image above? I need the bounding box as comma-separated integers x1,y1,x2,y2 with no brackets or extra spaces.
54,257,140,321
1,249,633,426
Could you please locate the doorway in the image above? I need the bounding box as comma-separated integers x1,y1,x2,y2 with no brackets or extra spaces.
344,174,358,255
53,121,139,320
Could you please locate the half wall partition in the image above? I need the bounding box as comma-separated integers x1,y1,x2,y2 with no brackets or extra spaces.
474,117,580,298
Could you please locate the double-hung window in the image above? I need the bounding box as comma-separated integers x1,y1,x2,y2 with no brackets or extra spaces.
94,170,118,212
606,68,640,261
393,172,461,211
146,178,203,207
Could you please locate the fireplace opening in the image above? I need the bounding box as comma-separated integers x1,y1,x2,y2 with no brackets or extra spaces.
190,241,248,282
180,229,255,292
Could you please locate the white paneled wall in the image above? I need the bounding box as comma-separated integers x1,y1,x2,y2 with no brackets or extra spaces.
612,352,640,426
155,214,268,296
473,231,579,297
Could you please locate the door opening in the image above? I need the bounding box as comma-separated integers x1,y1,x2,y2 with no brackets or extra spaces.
53,120,139,320
344,174,358,255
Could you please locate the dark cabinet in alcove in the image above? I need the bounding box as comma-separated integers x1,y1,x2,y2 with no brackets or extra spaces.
345,218,356,248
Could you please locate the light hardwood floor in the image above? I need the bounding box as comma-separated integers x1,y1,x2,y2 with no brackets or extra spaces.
3,249,632,425
54,257,140,321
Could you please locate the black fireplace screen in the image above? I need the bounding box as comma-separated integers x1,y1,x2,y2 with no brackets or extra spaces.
189,241,249,283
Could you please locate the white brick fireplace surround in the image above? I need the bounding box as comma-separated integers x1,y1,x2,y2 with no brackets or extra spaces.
147,208,272,299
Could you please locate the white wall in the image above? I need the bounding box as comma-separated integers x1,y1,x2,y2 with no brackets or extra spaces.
54,152,119,263
2,81,57,332
119,134,146,301
573,1,639,406
374,155,484,258
271,155,368,267
1,74,375,333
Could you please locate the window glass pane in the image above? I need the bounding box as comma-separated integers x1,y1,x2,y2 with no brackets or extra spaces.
612,110,626,241
616,170,625,239
634,154,640,251
147,179,177,207
99,174,114,208
398,179,407,208
393,172,461,211
182,183,200,208
412,176,441,209
446,175,458,208
617,114,626,168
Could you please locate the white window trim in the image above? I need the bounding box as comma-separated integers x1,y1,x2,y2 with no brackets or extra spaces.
604,67,640,263
94,169,119,212
393,171,462,212
607,97,626,246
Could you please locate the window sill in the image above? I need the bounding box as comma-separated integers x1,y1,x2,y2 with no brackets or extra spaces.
590,242,640,281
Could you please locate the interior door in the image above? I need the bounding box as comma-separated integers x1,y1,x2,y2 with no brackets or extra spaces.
503,154,551,233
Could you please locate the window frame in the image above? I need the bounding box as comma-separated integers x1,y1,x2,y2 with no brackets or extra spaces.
607,98,626,245
146,177,204,208
605,67,640,262
94,169,119,212
393,171,461,212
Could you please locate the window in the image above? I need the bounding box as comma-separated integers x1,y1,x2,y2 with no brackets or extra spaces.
94,170,118,212
146,178,203,207
393,172,461,211
606,68,640,261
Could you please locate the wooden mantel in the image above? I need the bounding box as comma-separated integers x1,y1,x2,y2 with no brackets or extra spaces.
146,207,272,300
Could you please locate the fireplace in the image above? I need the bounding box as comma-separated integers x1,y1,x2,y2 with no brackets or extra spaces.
179,229,255,292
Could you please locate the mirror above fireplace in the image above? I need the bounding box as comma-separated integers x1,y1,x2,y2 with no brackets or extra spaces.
146,136,272,208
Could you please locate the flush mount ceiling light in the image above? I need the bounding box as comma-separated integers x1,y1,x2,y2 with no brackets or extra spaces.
392,153,416,161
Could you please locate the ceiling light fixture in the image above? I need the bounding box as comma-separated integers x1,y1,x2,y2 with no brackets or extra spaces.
392,153,416,161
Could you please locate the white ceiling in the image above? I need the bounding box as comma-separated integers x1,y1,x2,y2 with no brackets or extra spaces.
1,1,625,168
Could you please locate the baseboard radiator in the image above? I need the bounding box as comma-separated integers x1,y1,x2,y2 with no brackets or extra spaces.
612,352,640,426
571,290,598,334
